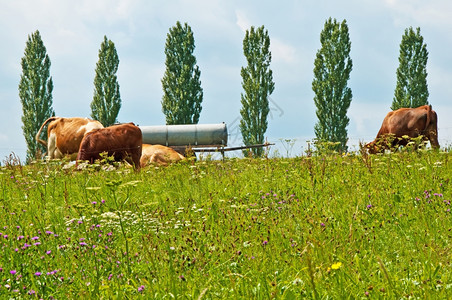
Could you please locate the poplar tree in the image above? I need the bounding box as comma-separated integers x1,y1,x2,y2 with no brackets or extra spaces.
391,27,429,110
312,18,353,152
91,36,121,127
19,30,55,162
161,21,203,125
240,25,274,157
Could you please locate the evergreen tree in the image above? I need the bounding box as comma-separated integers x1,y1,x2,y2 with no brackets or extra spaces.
391,27,429,110
312,18,353,152
19,30,55,162
240,25,274,157
161,21,203,124
91,36,121,127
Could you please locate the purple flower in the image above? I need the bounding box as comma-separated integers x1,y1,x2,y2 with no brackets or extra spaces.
321,223,325,227
92,201,97,205
34,272,41,276
101,199,106,204
10,270,17,275
31,236,39,241
262,240,268,245
17,235,24,240
138,285,145,292
33,242,41,246
45,230,53,235
46,250,51,255
367,204,372,209
28,290,35,295
80,242,88,246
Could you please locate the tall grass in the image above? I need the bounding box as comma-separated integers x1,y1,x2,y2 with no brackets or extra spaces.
0,149,451,298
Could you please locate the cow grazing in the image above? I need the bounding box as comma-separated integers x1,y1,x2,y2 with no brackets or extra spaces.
365,105,439,154
140,144,185,167
36,117,104,159
76,123,142,170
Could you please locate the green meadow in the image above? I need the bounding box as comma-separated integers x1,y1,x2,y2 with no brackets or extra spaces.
0,148,451,299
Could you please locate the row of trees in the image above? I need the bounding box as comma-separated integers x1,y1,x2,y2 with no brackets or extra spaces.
20,20,429,161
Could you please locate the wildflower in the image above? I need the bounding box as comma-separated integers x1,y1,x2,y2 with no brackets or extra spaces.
34,272,41,276
138,285,145,292
46,250,51,255
107,232,112,236
80,242,88,246
101,199,105,204
92,201,97,205
17,235,24,240
28,290,35,295
45,231,53,235
262,240,268,245
10,270,17,275
331,262,342,270
321,223,325,227
367,204,372,209
33,242,41,246
31,236,39,241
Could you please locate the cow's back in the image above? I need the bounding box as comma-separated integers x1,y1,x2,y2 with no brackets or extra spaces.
367,105,439,153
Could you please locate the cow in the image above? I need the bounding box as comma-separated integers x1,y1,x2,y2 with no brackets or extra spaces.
36,117,104,160
365,105,439,154
140,144,185,167
76,123,142,170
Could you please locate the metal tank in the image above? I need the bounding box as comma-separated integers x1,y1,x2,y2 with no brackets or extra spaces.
139,123,228,147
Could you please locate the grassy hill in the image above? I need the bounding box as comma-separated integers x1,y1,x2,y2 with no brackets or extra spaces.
0,149,451,298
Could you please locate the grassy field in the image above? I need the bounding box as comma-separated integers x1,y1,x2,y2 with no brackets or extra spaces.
0,148,451,299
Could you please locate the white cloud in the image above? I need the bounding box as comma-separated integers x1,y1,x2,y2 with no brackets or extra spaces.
235,10,251,32
271,38,297,64
384,0,452,28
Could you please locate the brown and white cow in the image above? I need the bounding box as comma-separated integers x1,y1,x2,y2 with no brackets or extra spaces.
365,105,439,154
140,144,185,167
36,117,104,159
76,123,142,170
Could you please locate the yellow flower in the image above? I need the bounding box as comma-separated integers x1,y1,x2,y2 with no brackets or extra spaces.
331,262,342,270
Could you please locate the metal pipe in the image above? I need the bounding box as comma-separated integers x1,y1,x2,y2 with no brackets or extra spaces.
139,123,228,147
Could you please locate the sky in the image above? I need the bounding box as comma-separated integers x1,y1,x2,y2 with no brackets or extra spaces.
1,0,452,161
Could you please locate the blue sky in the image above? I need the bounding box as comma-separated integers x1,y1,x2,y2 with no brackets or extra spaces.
1,0,452,161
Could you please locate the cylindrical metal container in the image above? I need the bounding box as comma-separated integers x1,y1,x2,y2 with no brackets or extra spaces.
139,123,228,147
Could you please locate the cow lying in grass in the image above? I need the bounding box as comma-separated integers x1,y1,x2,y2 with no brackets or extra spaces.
140,144,185,167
